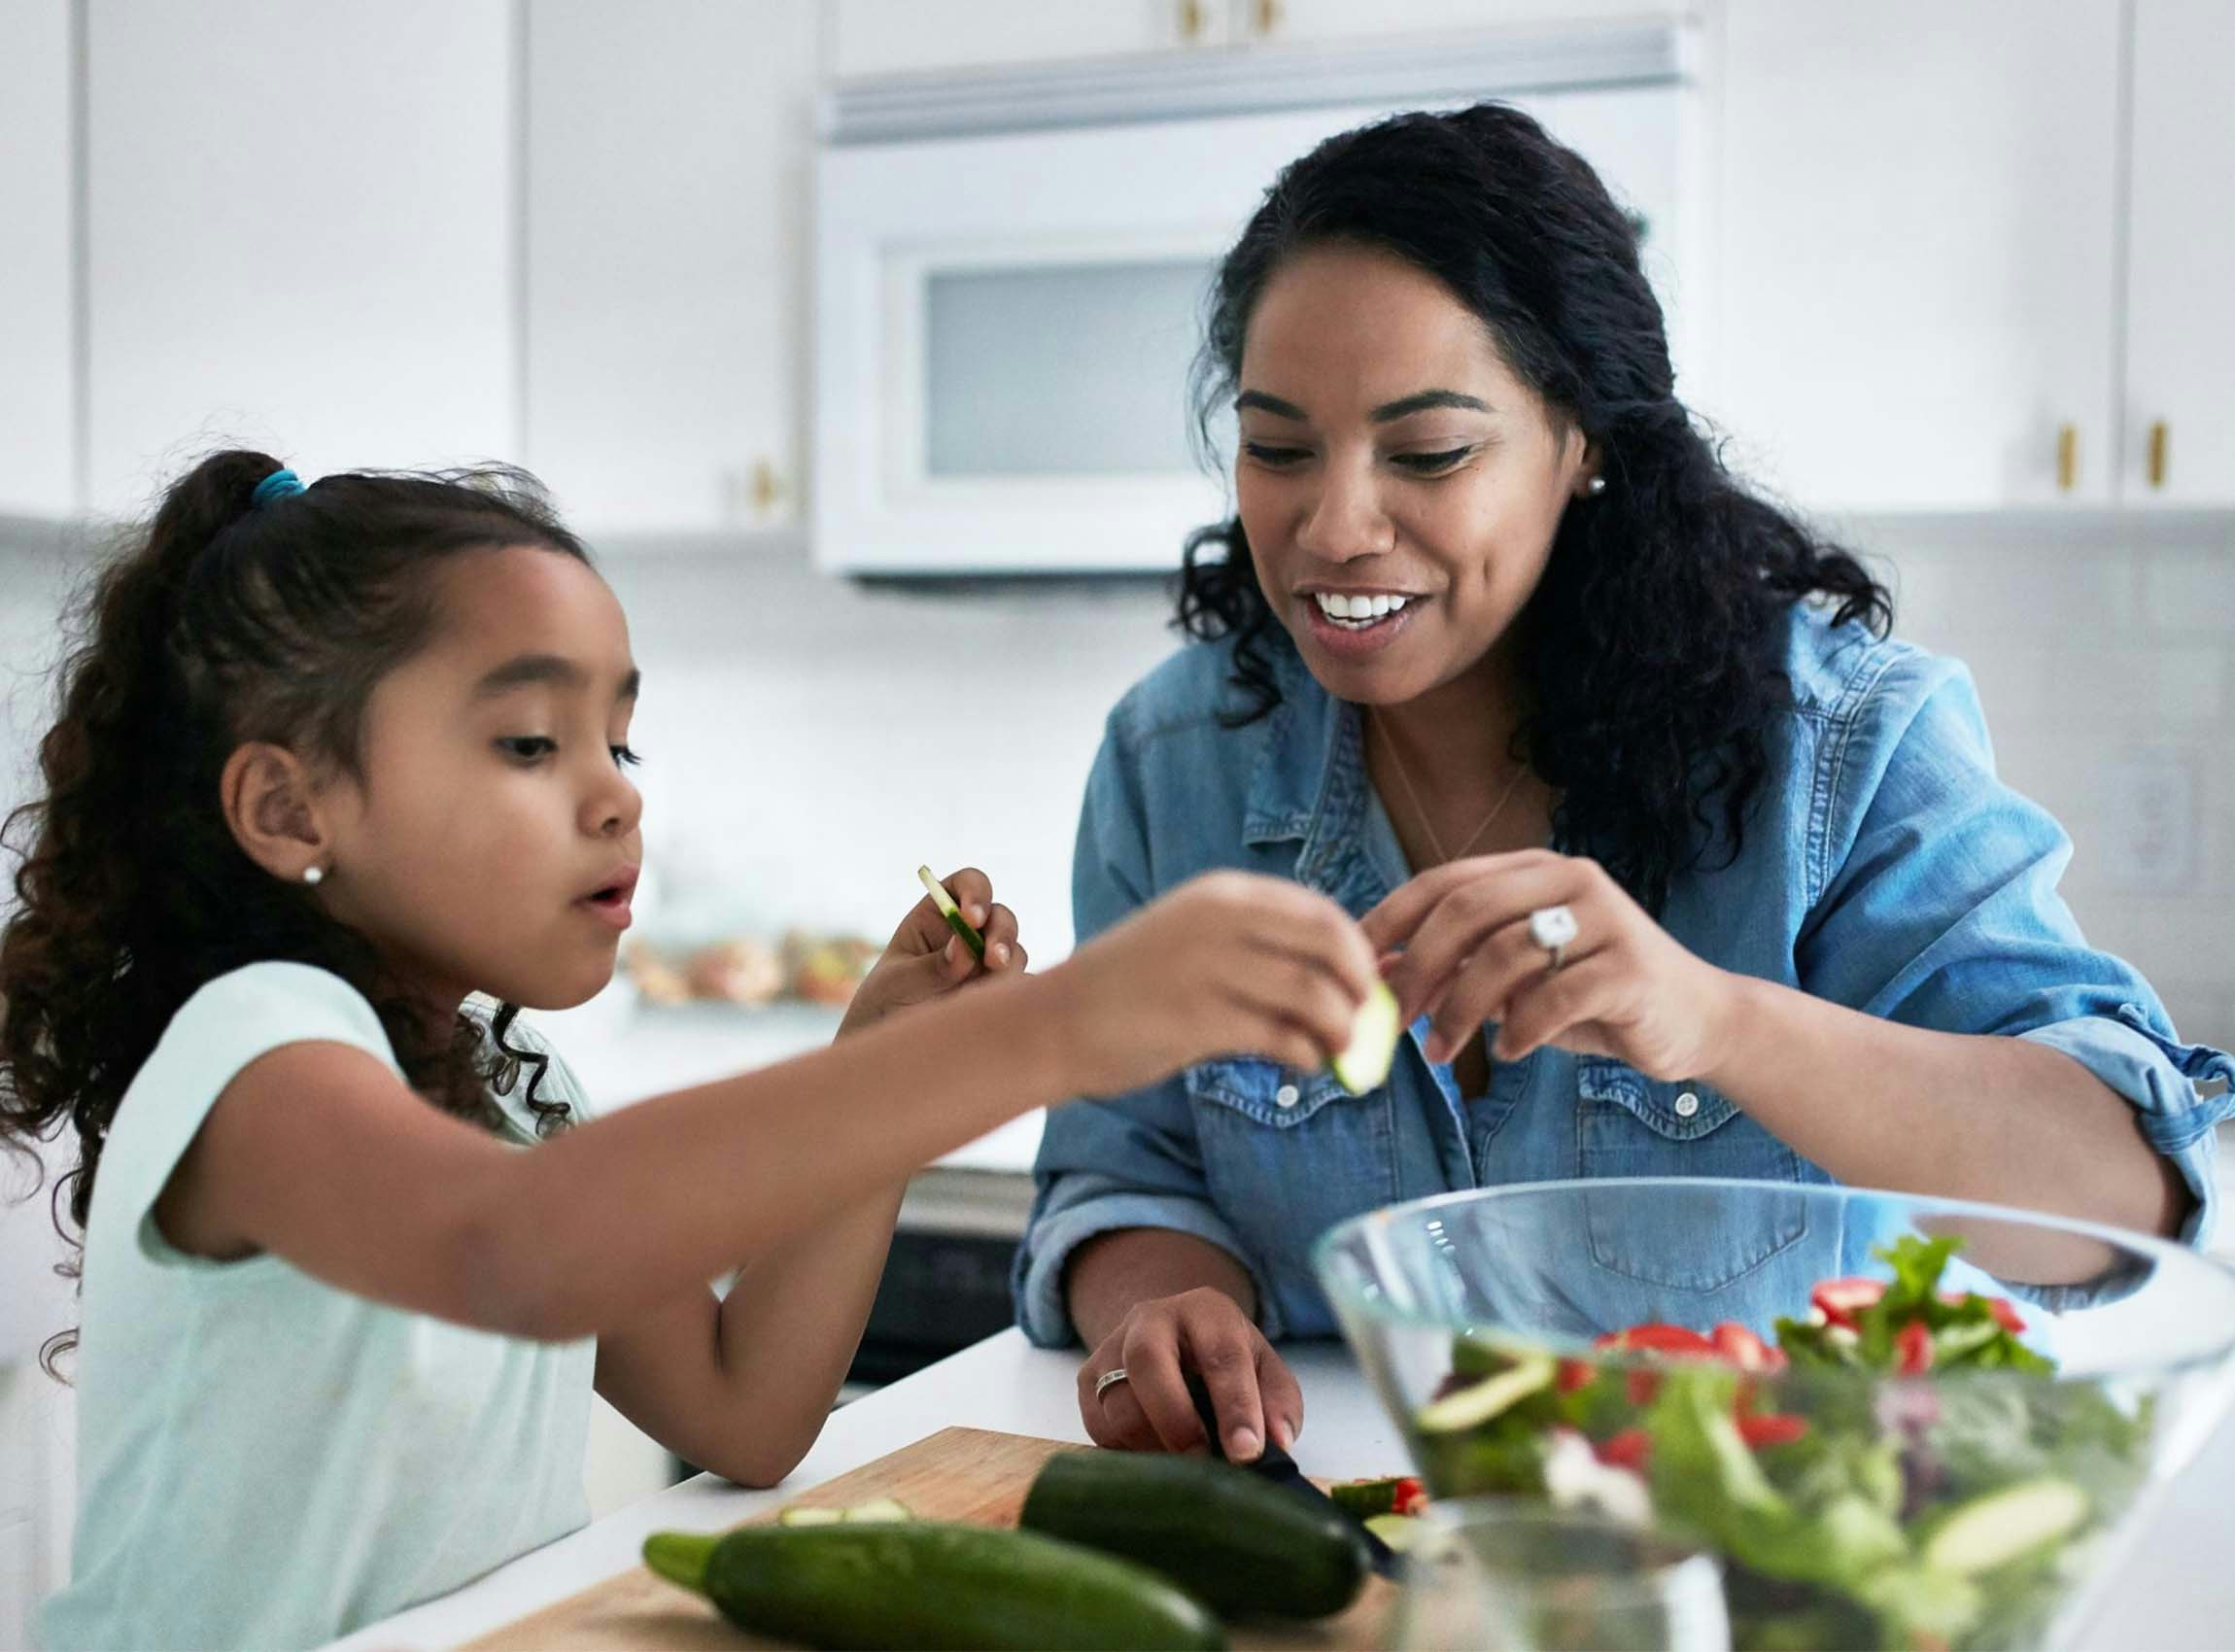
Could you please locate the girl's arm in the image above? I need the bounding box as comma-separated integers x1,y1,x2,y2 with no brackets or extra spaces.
158,871,1381,1347
588,1184,906,1488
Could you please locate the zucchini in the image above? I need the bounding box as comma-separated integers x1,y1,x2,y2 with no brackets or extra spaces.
644,1523,1222,1651
1018,1449,1367,1621
1331,981,1401,1094
916,865,986,960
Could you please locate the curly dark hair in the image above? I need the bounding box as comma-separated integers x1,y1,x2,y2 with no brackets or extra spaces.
1177,103,1891,913
1,449,582,1378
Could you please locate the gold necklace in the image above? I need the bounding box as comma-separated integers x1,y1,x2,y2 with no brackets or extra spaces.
1372,709,1530,867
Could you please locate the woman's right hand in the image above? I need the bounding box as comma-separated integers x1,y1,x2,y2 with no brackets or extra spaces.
1077,1285,1304,1461
1047,870,1380,1099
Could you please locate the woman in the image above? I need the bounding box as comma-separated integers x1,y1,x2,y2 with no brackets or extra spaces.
1012,102,2232,1465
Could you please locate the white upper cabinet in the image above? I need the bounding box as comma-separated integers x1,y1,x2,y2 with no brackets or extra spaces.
2123,0,2235,507
83,0,516,519
830,0,1235,79
524,0,817,537
0,0,77,520
1255,0,1687,48
1710,1,2124,511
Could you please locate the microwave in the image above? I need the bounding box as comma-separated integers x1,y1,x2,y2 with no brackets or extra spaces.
811,21,1704,576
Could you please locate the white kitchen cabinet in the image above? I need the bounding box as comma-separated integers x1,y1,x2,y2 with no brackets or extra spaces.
2123,0,2235,507
1711,1,2125,510
829,0,1236,80
524,0,817,536
83,0,516,519
0,0,77,520
1248,0,1687,49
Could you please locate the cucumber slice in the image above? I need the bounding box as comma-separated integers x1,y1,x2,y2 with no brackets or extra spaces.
1363,1512,1423,1553
776,1498,913,1527
1331,981,1401,1095
845,1497,912,1523
916,864,986,960
1923,1478,2088,1577
776,1505,846,1527
1415,1352,1556,1433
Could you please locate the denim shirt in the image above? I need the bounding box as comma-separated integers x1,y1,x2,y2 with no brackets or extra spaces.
1014,605,2233,1345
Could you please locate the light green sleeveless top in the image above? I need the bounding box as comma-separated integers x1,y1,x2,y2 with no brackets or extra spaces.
39,962,597,1652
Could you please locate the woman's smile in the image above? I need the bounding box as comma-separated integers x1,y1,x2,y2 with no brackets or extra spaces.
1298,585,1423,658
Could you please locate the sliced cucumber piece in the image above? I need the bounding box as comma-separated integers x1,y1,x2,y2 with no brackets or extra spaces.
775,1498,913,1527
1363,1513,1423,1553
916,864,986,960
1923,1478,2088,1577
845,1497,912,1523
1415,1352,1556,1433
1331,981,1401,1095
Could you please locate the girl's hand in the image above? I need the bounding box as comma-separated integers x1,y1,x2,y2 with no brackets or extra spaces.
1077,1287,1303,1462
1048,871,1380,1099
1362,848,1739,1081
838,866,1025,1038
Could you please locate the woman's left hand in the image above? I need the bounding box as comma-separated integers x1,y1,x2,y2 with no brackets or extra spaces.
1361,848,1739,1081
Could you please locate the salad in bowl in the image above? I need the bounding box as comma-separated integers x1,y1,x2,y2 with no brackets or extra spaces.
1316,1179,2235,1651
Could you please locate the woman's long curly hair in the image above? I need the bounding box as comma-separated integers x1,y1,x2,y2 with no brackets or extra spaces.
2,449,583,1377
1177,103,1891,912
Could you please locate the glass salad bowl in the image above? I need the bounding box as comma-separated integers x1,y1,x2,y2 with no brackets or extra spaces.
1315,1178,2235,1652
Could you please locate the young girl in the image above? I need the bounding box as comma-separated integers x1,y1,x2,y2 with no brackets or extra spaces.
0,450,1379,1652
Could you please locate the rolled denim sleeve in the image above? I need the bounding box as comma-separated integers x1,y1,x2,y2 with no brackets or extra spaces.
1011,718,1281,1348
1797,649,2235,1265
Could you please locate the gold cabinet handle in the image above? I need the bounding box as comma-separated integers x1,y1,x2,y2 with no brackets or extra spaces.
749,460,783,514
2055,424,2079,493
1255,0,1282,33
2148,420,2169,490
1180,0,1205,41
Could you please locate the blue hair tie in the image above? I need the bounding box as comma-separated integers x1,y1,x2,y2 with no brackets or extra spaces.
252,468,306,507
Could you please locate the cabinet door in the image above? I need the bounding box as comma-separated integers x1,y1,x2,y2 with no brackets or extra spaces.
830,0,1226,79
84,0,515,517
1246,0,1683,48
0,0,76,520
1711,1,2123,509
2124,0,2235,506
525,0,816,535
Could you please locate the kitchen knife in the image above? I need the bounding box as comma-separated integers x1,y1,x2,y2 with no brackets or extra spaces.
1184,1371,1403,1579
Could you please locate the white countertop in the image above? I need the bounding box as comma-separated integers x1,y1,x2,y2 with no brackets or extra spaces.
330,1327,2235,1652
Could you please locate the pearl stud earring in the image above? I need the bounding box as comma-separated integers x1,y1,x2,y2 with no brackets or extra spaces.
302,865,326,886
1586,475,1607,496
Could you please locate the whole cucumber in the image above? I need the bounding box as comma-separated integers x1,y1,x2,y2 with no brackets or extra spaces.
1018,1450,1369,1620
643,1522,1224,1651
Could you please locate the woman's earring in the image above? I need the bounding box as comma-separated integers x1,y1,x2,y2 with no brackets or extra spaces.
1586,474,1607,497
302,865,326,886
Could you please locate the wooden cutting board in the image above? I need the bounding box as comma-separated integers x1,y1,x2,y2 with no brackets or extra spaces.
464,1427,1398,1651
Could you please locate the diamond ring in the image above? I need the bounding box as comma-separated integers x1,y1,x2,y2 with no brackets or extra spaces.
1528,903,1578,972
1093,1367,1131,1401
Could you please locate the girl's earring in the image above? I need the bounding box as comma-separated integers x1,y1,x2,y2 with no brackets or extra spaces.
302,865,326,886
1585,474,1607,497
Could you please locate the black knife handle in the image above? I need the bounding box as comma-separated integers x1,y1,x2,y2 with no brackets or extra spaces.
1183,1368,1300,1470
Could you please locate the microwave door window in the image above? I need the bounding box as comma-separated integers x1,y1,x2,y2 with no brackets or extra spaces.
924,258,1221,480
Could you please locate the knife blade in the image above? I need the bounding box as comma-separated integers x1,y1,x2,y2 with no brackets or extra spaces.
1184,1371,1403,1579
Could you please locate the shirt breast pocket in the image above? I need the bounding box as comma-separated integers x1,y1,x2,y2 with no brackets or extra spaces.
1184,1058,1399,1300
1573,1055,1810,1293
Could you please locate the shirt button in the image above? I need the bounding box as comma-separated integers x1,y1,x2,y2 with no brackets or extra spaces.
1275,1084,1301,1110
1673,1090,1701,1119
